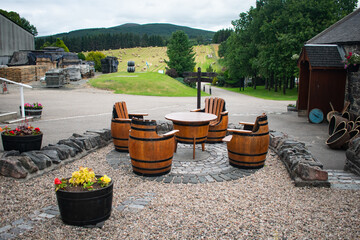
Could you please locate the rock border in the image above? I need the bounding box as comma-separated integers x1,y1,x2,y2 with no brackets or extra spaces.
270,130,330,187
0,121,331,187
0,129,112,179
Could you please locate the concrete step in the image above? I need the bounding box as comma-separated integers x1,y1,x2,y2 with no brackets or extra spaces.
0,111,18,123
327,169,360,190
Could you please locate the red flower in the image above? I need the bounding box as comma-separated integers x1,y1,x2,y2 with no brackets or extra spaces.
349,52,353,56
9,130,15,135
54,178,62,185
35,128,40,132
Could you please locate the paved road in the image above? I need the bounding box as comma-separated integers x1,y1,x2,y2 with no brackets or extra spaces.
0,79,345,170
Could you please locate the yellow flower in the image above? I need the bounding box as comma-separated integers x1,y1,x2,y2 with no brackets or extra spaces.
100,175,111,183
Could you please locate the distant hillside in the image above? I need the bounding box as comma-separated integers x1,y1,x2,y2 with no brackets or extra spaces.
36,23,215,52
39,23,214,40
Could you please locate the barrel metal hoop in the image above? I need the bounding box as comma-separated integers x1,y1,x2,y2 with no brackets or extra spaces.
130,156,172,163
233,131,269,137
208,129,227,133
129,135,173,141
228,149,268,157
176,136,207,141
112,137,128,140
131,126,156,132
131,164,172,171
229,157,266,165
174,122,209,127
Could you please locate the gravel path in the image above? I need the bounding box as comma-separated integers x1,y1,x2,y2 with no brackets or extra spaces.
1,143,360,239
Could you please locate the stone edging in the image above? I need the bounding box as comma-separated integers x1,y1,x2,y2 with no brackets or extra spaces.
0,129,112,179
269,130,330,187
0,121,331,188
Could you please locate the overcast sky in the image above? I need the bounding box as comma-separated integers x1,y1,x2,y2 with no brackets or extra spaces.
2,0,257,36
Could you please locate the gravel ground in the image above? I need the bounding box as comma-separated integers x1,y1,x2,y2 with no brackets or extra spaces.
1,144,360,239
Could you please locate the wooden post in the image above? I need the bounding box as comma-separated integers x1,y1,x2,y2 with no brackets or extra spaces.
183,68,217,109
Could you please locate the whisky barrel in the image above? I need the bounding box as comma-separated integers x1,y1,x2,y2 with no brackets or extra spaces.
227,115,269,169
129,118,176,176
207,112,228,143
111,118,131,152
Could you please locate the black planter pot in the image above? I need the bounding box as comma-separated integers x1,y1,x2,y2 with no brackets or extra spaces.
19,107,43,118
55,178,113,226
347,64,359,72
1,133,43,153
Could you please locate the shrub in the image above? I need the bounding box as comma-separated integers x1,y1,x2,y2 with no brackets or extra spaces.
86,51,106,72
165,68,178,78
77,52,86,60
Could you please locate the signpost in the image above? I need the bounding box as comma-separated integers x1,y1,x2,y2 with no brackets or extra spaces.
184,67,217,108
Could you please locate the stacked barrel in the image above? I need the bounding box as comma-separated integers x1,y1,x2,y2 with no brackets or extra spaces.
127,61,135,73
326,112,360,149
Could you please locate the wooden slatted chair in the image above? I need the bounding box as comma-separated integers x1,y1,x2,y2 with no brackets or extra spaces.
222,113,269,169
110,101,148,152
191,97,228,143
129,118,179,176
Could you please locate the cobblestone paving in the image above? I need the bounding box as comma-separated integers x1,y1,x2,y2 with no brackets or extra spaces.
106,143,259,184
327,169,360,190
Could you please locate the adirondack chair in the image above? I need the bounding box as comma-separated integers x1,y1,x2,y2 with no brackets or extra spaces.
129,118,179,176
222,113,269,169
191,97,228,143
111,101,148,152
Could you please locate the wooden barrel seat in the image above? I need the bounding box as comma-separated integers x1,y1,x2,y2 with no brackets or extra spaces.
223,114,269,169
129,118,178,176
191,97,228,143
110,101,147,152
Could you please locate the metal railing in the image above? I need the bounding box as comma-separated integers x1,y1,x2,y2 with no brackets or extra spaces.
0,77,32,118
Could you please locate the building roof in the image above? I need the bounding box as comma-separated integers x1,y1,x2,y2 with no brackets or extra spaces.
303,44,345,68
307,8,360,44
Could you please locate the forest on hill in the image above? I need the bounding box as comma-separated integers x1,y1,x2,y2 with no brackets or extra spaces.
35,23,215,52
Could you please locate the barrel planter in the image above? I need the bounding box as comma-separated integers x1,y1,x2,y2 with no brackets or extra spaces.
326,129,350,149
329,115,348,135
129,118,176,176
20,107,43,118
55,177,113,226
110,118,131,152
1,133,43,153
225,115,269,169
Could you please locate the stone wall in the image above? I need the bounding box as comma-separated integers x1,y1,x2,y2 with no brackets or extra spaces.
344,44,360,116
345,137,360,176
0,122,331,187
270,131,329,187
0,129,111,179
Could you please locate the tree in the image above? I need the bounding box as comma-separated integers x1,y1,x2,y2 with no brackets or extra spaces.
165,31,196,76
86,51,106,72
221,0,358,92
0,9,38,35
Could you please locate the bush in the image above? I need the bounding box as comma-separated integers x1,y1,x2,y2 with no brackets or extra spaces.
165,68,178,78
86,51,106,72
77,52,86,60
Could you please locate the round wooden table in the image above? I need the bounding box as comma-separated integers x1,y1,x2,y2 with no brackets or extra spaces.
165,112,217,159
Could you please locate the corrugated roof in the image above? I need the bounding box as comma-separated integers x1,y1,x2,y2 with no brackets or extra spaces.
307,8,360,44
304,44,345,68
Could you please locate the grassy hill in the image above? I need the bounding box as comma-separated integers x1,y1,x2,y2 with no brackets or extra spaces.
89,72,209,97
96,44,221,73
39,23,214,40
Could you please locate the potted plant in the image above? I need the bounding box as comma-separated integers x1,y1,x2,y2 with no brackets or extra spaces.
287,104,297,112
20,102,43,118
1,121,42,153
54,167,113,226
343,52,360,72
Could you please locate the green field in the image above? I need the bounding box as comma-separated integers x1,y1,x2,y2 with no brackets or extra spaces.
93,44,220,73
222,86,298,101
89,72,209,97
